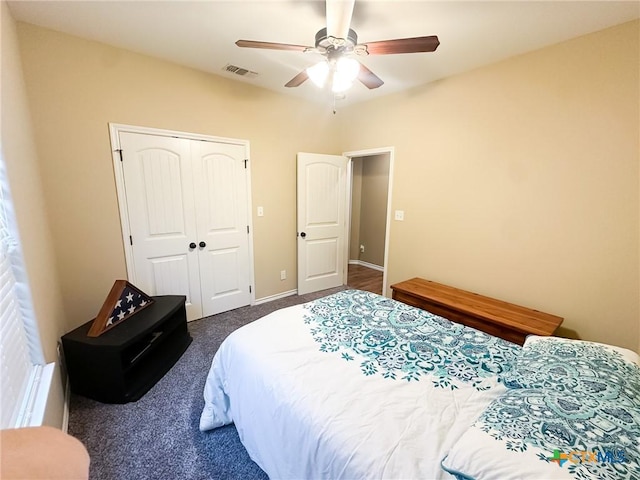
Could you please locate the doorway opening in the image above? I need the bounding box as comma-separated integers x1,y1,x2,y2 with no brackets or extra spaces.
344,147,393,296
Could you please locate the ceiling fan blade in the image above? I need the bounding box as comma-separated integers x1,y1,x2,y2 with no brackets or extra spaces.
326,0,355,39
363,35,440,55
357,62,384,89
285,70,309,88
236,40,310,52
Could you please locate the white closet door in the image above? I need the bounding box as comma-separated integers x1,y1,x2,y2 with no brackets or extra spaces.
120,132,203,320
192,141,251,315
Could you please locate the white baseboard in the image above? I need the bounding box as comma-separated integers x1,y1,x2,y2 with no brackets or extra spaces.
61,377,70,433
348,259,384,272
254,289,297,305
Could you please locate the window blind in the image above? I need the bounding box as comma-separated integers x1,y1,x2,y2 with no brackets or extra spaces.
0,188,34,427
0,155,45,428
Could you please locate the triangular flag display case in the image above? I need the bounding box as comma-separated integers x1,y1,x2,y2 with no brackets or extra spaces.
87,280,154,337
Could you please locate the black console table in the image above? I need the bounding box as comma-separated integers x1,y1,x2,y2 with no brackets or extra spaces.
61,295,192,403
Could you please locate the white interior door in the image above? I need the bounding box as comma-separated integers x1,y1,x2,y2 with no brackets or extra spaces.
192,141,251,315
297,152,348,295
120,132,203,319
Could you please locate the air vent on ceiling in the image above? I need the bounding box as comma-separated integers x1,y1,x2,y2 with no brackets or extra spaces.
223,64,259,79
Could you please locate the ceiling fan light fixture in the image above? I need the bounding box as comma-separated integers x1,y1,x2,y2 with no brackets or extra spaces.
336,57,360,80
305,55,361,93
331,75,352,93
307,61,330,87
332,57,360,92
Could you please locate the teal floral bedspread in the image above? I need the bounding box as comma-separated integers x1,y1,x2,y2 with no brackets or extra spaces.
302,289,520,390
442,336,640,480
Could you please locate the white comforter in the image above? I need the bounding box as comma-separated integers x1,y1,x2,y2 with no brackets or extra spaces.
200,290,520,479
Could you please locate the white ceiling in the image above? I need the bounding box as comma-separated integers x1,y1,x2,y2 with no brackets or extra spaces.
8,1,640,106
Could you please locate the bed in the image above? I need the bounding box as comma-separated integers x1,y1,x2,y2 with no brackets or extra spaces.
200,289,640,479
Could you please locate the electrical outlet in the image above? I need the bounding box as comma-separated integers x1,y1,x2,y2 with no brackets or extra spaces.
394,210,405,221
257,206,264,217
280,270,286,280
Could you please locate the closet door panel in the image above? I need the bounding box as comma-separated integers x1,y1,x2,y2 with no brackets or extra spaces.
192,141,251,316
120,133,203,320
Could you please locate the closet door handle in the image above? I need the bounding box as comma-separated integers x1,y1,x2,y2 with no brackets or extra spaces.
300,232,306,238
199,241,206,248
189,242,197,249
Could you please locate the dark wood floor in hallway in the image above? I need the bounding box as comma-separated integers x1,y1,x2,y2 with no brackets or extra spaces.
347,264,383,295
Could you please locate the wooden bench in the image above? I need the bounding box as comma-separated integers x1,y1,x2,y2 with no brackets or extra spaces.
390,278,563,345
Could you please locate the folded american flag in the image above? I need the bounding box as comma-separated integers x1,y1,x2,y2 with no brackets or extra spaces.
88,280,154,337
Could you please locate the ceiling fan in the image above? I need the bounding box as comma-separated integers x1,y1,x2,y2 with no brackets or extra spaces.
235,0,440,94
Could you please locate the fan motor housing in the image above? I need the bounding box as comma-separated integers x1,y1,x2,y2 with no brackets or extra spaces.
315,27,358,51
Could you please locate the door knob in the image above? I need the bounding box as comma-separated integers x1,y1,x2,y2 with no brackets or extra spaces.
300,232,306,238
189,242,196,249
199,241,206,248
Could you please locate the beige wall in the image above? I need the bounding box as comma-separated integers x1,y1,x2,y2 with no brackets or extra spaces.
350,154,389,266
11,18,640,352
1,2,65,427
16,22,341,329
349,159,363,260
339,20,640,351
358,154,389,267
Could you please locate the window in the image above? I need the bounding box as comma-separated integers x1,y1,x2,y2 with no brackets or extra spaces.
0,155,48,428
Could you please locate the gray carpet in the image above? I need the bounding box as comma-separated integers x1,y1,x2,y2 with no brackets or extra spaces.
68,287,345,480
